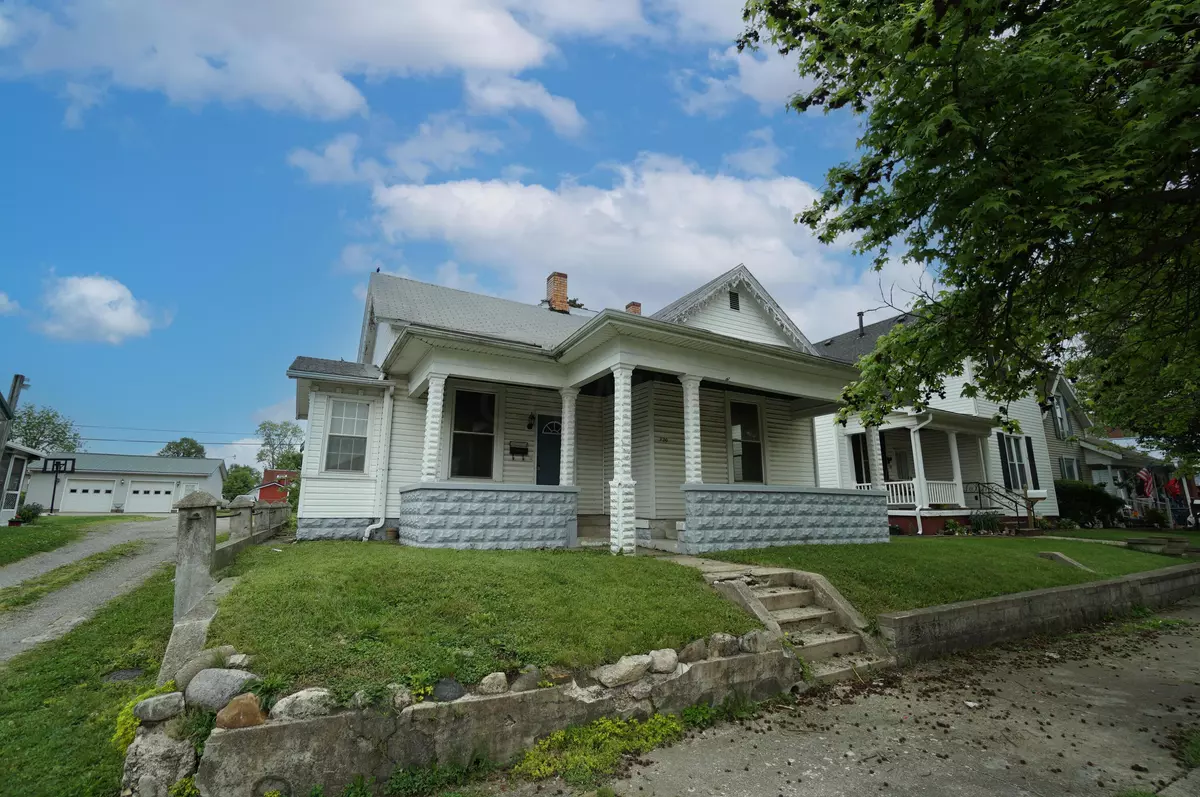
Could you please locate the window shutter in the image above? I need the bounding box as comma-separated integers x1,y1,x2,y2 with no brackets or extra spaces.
879,432,888,481
997,432,1012,490
1025,436,1040,489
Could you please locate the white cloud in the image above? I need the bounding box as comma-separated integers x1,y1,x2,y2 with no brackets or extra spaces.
371,153,921,339
648,0,745,41
62,82,105,128
39,275,161,344
464,75,585,137
287,133,381,184
678,46,810,116
0,292,19,315
253,398,300,425
722,127,784,176
387,116,504,182
206,437,263,470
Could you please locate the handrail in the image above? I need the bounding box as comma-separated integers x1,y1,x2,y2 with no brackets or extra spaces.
962,481,1023,517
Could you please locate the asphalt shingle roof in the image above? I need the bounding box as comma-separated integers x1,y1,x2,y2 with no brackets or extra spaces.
817,313,914,364
367,272,589,349
43,452,225,476
289,356,383,380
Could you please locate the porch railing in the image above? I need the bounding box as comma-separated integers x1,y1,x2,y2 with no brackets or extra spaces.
885,480,917,506
926,480,961,506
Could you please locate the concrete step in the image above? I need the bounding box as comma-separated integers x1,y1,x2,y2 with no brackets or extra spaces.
788,629,862,661
811,655,893,684
752,586,813,611
772,606,835,632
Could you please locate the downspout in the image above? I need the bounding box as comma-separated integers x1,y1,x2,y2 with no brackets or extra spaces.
363,383,395,541
912,413,935,536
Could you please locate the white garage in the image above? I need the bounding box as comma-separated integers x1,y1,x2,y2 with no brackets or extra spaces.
61,479,117,513
24,452,227,515
125,480,178,513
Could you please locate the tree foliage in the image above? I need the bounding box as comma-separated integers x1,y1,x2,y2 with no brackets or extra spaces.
10,404,83,452
741,0,1200,463
255,421,304,469
157,437,206,458
275,449,303,472
222,464,261,501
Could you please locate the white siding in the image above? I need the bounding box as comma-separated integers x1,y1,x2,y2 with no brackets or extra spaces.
383,388,425,517
919,428,954,481
631,382,654,518
681,293,794,348
576,394,610,514
813,414,842,488
765,397,814,487
699,387,730,484
298,389,385,519
957,434,987,484
976,394,1060,516
501,385,563,484
927,366,980,416
650,383,686,519
371,323,400,366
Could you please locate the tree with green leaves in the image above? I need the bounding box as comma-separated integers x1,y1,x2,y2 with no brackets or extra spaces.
223,464,261,501
157,437,206,458
255,420,304,469
276,449,303,472
741,0,1200,464
10,404,83,452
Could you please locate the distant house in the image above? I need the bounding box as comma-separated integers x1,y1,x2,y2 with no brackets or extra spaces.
1,441,45,523
256,469,297,503
25,452,226,514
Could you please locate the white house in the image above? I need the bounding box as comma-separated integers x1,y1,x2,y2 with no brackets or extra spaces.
288,266,890,554
1,441,45,523
25,452,226,514
812,313,1061,534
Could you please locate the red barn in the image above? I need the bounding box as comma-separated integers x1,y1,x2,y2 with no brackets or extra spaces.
257,469,297,503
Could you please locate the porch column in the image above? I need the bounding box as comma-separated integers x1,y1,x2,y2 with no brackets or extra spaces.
947,431,964,506
609,364,636,554
559,387,579,487
420,374,447,482
910,426,930,508
679,374,703,484
865,427,885,489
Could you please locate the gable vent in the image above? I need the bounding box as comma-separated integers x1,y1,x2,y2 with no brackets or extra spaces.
728,290,740,311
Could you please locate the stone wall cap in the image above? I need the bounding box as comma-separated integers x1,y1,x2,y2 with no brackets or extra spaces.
176,490,222,509
228,496,255,508
396,482,581,494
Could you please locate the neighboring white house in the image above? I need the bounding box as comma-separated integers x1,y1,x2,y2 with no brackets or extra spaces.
1,441,45,523
812,313,1061,533
287,266,891,554
25,452,226,514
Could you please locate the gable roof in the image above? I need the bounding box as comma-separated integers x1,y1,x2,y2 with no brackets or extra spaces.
817,312,913,364
366,272,589,350
650,264,817,354
289,356,383,381
40,451,226,478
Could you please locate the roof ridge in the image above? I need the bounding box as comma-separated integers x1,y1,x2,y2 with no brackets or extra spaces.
369,271,566,318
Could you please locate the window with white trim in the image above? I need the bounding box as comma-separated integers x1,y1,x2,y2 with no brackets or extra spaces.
1003,434,1030,489
1060,456,1081,481
729,401,764,483
450,390,496,479
1052,396,1073,439
324,399,370,472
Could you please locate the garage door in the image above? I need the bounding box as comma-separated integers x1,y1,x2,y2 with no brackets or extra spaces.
125,481,177,513
61,479,116,513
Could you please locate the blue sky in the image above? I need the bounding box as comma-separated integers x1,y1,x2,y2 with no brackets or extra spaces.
0,0,917,466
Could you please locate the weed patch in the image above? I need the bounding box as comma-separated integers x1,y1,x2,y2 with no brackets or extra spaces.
513,714,683,786
385,760,493,796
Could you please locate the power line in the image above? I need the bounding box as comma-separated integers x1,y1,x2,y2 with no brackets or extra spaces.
77,424,261,436
79,437,263,446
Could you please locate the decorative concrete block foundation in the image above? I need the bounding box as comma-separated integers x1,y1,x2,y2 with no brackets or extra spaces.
395,483,579,549
679,484,889,554
296,517,370,541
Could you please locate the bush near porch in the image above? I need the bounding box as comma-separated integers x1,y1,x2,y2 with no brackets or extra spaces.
709,538,1177,620
208,543,757,697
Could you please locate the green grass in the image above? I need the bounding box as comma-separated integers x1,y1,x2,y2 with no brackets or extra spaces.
511,714,684,787
215,532,230,544
209,542,756,695
0,514,158,566
0,567,176,797
0,540,146,612
1175,727,1200,768
709,537,1177,619
1050,527,1200,544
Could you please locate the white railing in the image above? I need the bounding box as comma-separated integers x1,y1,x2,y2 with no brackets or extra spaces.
885,480,917,505
926,480,961,506
854,482,873,491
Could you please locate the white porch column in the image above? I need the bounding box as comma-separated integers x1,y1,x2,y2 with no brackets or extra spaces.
947,430,964,506
609,364,636,554
420,374,447,482
679,374,703,484
865,427,885,490
559,387,579,487
910,426,929,508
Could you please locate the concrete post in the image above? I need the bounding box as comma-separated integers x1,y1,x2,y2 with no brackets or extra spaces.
559,387,579,487
679,374,703,485
173,490,219,622
421,375,447,482
228,495,254,540
609,364,636,554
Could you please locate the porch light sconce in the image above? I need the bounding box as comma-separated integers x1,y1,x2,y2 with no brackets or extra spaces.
526,412,536,430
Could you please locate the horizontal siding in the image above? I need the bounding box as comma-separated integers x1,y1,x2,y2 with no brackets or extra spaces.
976,394,1060,516
632,382,654,517
927,367,978,416
299,388,385,519
576,394,609,514
765,397,813,486
384,389,425,516
957,434,987,484
919,428,954,481
813,414,842,488
699,388,729,484
501,384,563,485
681,294,793,348
1042,412,1092,482
651,383,686,519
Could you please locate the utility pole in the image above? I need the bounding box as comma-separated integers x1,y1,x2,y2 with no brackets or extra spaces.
0,374,29,459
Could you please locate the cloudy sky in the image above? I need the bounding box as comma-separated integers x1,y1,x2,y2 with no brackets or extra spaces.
0,0,919,464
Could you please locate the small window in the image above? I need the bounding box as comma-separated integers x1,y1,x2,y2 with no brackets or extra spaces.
728,290,740,311
164,490,171,495
1060,457,1081,481
132,490,139,494
325,399,370,472
154,490,161,495
1003,435,1030,489
451,390,496,479
729,401,764,483
70,488,78,493
1051,396,1072,439
105,489,112,494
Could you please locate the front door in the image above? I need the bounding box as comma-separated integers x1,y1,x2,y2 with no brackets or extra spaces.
536,415,562,486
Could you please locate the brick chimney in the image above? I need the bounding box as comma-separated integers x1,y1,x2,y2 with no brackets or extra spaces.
546,272,569,313
625,301,642,315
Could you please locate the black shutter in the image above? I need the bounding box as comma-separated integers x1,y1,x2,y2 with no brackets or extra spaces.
1025,436,1040,489
997,432,1012,489
879,431,888,481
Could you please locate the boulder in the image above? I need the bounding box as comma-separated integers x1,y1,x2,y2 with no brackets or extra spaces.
172,649,224,692
629,680,654,701
271,687,336,720
739,629,783,654
432,678,466,702
649,648,678,674
348,690,374,710
708,633,740,658
226,654,255,670
678,638,708,664
133,692,185,723
477,672,508,695
591,655,652,688
215,693,266,729
121,727,197,797
388,683,413,712
510,666,541,693
184,669,260,712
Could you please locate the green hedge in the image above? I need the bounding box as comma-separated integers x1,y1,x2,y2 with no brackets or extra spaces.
1054,479,1124,525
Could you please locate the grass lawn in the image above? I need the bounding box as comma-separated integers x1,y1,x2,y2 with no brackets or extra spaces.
0,540,146,613
0,567,175,797
709,537,1178,619
0,514,158,567
209,542,757,696
1050,528,1200,545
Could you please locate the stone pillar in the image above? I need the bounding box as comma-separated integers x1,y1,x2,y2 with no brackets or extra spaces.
910,427,929,508
421,374,447,482
559,387,579,487
228,495,254,540
609,364,636,554
173,491,219,622
946,430,964,506
865,428,886,489
679,374,703,484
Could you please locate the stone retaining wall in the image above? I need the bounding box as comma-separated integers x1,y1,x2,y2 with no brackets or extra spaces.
879,562,1200,663
680,484,889,554
394,483,579,549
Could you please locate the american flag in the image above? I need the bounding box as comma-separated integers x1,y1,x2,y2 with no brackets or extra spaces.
1137,468,1155,497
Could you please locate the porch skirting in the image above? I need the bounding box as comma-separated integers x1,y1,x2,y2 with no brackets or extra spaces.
395,483,579,549
297,517,371,540
680,484,889,555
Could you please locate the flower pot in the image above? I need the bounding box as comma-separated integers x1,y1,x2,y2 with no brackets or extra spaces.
7,520,22,527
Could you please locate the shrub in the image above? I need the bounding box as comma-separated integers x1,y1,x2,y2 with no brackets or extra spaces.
681,702,719,729
941,519,968,536
168,777,201,797
1144,508,1169,528
1055,480,1124,526
15,502,44,524
341,776,374,797
385,760,492,797
969,511,1002,534
1052,517,1080,530
111,681,176,756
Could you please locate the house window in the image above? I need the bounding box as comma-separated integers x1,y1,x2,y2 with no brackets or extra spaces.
325,399,370,472
1052,396,1072,439
728,291,741,311
1060,457,1081,481
729,401,764,483
1003,435,1030,489
450,390,496,479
